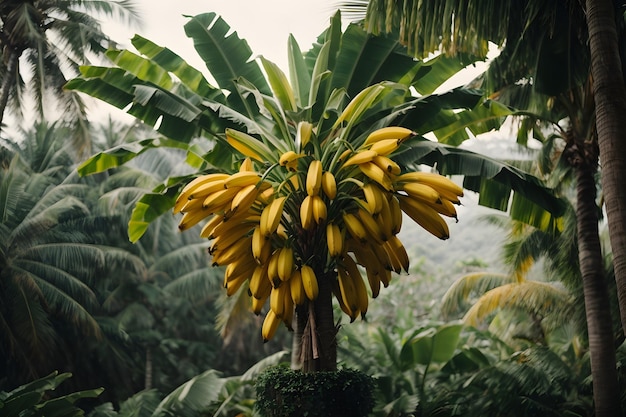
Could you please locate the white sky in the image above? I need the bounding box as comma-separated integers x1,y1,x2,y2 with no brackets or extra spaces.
97,0,486,123
107,1,336,72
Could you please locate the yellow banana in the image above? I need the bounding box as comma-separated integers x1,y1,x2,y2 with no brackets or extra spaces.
398,195,450,240
252,226,267,263
270,283,287,318
376,194,394,239
364,239,394,272
337,267,359,321
208,213,259,239
357,207,386,243
260,196,287,237
380,268,392,288
342,212,368,244
372,155,401,175
386,235,410,273
199,214,225,238
312,195,327,224
179,173,229,196
363,126,414,146
175,174,229,212
239,157,254,172
211,236,253,266
225,272,248,297
326,222,344,257
257,238,273,265
202,187,240,212
256,186,275,205
389,195,403,235
381,240,403,274
279,150,300,166
332,278,355,321
296,120,313,148
267,249,281,286
230,183,260,214
209,223,254,253
277,246,295,282
185,178,227,201
321,171,337,200
300,195,315,230
306,159,323,196
289,269,306,305
426,197,458,218
342,149,377,167
359,162,393,191
250,263,272,299
179,196,205,214
251,293,268,315
178,208,212,231
369,138,400,156
351,246,383,298
399,182,440,205
285,159,298,172
362,183,383,214
300,265,319,300
342,254,369,318
282,287,294,330
225,171,261,188
396,172,464,198
224,260,255,296
262,309,281,342
337,148,352,164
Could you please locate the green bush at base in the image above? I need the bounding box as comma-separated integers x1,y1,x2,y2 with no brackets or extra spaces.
255,366,375,417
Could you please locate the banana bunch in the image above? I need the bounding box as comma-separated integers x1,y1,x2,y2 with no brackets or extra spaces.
174,125,464,342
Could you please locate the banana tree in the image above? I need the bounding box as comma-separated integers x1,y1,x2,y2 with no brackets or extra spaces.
66,11,564,372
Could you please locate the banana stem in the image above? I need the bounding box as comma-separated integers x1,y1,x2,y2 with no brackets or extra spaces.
302,271,337,372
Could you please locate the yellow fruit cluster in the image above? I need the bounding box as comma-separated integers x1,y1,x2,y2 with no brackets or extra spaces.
174,126,464,341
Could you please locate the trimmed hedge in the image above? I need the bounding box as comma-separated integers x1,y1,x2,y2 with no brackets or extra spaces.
255,366,375,417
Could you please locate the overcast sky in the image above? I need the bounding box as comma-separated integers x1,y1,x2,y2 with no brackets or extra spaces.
107,1,336,70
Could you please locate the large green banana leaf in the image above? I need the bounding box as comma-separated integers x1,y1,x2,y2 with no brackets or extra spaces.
66,11,565,241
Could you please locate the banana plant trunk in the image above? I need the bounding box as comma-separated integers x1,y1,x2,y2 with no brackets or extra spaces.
299,270,337,372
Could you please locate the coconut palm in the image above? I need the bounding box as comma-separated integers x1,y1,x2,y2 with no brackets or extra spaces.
65,11,565,375
0,0,140,155
440,215,582,350
346,1,622,414
0,134,145,387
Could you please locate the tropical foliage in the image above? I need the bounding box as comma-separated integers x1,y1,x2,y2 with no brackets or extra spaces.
64,10,566,376
0,0,140,155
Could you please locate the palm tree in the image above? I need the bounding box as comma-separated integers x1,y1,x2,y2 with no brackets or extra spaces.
65,11,565,377
0,123,145,388
585,0,626,345
441,213,585,351
0,0,140,154
349,1,622,414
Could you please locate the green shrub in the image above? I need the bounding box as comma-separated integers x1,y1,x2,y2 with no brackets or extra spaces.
255,366,375,417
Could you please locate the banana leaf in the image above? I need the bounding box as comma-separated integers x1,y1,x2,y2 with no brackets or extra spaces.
396,137,567,231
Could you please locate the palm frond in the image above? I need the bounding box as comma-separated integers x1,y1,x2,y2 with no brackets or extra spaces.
152,370,225,417
441,272,513,319
14,265,101,336
464,281,572,327
215,287,255,343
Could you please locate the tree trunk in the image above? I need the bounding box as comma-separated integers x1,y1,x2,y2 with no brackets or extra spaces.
145,346,153,390
291,304,306,370
0,50,19,132
301,271,337,372
575,162,621,417
586,0,626,336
